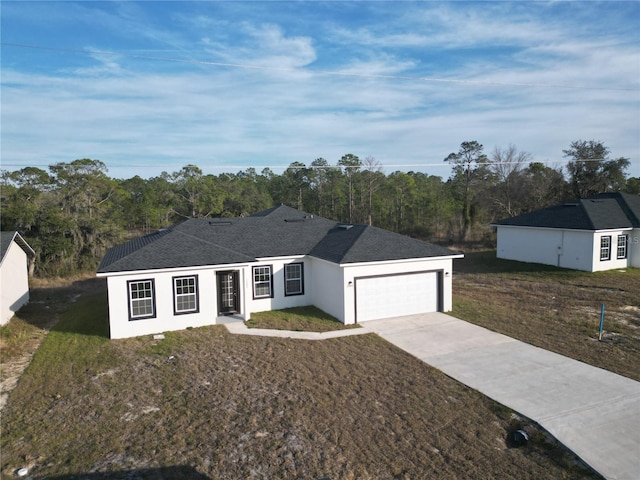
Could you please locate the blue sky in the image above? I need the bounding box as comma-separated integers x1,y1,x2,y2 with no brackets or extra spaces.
2,1,639,180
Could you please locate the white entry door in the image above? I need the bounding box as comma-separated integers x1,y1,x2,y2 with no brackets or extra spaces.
355,271,439,322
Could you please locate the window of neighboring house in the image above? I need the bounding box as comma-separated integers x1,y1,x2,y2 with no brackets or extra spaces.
284,263,304,296
600,236,611,261
617,235,628,259
173,275,199,314
253,265,273,299
128,279,156,320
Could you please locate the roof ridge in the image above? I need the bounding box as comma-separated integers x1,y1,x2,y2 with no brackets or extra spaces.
331,224,368,263
578,199,597,231
615,193,640,227
250,204,307,218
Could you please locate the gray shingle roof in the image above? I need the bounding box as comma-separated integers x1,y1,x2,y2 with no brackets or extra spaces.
1,231,35,262
493,192,640,230
98,205,460,274
309,224,457,264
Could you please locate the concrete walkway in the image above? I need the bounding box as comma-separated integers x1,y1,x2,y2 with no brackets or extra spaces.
224,320,370,340
363,313,640,480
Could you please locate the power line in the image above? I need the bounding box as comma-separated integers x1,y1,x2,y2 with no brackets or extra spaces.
2,42,637,93
0,158,614,171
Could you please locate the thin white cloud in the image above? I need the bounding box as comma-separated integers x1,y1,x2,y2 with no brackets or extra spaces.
1,1,638,180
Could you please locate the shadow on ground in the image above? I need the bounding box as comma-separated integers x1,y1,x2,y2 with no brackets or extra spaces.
17,276,110,338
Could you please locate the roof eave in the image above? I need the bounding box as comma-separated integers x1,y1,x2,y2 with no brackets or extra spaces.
493,223,632,233
339,253,464,268
12,232,36,257
96,261,255,277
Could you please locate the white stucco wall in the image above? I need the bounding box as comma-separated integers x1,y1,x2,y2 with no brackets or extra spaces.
496,226,636,272
245,257,313,316
591,230,635,272
497,226,594,271
103,257,321,339
341,256,457,325
1,241,31,325
105,266,227,339
629,229,640,268
308,257,345,322
102,254,460,338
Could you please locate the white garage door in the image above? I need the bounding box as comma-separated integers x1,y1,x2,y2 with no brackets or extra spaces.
355,271,440,322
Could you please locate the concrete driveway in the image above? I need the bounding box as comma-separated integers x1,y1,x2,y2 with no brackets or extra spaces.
362,313,640,480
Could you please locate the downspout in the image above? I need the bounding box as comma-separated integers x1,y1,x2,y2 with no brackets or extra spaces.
557,230,564,267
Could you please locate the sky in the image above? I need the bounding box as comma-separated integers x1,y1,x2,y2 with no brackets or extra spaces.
1,0,639,180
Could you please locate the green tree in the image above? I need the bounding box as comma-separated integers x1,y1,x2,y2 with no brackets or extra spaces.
49,159,117,220
171,165,223,218
309,158,330,217
118,175,176,233
563,140,630,198
338,154,362,223
361,156,384,226
0,167,53,232
444,141,489,241
521,163,569,212
625,177,640,195
48,159,123,273
221,169,272,217
409,172,454,239
268,162,311,210
383,171,417,233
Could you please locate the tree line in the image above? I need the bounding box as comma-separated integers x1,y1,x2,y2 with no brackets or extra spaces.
1,139,636,277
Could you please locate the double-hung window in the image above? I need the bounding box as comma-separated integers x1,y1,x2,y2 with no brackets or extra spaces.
128,279,155,320
174,275,199,314
600,236,611,261
253,266,273,298
617,235,628,259
285,263,304,296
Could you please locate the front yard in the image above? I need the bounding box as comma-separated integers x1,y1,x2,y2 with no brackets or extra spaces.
0,278,599,479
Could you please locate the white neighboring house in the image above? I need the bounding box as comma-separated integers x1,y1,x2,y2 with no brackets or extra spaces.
97,205,463,339
1,231,36,325
492,192,640,272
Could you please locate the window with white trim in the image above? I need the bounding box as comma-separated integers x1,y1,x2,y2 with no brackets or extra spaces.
617,235,628,259
600,236,611,261
253,266,273,298
174,275,199,314
128,279,155,320
285,263,304,296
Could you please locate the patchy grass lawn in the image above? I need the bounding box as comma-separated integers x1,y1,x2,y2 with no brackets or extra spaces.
0,276,107,410
0,275,106,362
1,279,599,479
246,306,360,332
453,251,640,381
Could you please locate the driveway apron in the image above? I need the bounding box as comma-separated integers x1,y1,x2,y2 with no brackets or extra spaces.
362,313,640,480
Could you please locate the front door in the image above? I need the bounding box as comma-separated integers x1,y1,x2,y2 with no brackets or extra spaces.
217,271,240,315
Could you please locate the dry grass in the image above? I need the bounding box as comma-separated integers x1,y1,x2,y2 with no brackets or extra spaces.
0,278,599,479
453,251,640,381
246,306,361,332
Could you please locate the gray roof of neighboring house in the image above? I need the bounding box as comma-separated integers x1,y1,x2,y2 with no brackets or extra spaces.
0,231,35,262
98,205,460,274
492,192,640,231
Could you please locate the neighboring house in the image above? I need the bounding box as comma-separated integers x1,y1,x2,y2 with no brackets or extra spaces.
1,231,35,325
492,192,640,272
98,205,463,339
